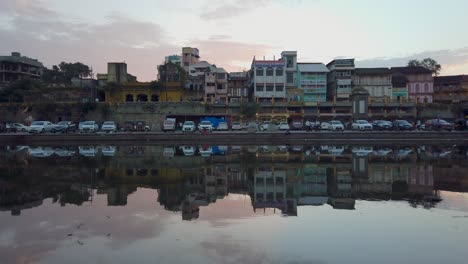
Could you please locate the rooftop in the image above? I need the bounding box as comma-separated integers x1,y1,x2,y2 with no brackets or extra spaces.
355,68,392,75
297,63,329,73
391,66,433,75
0,52,44,68
434,75,468,85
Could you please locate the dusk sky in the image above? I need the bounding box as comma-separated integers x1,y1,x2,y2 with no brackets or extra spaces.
1,0,468,81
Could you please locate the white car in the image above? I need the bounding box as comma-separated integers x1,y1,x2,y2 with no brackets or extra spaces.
259,121,271,131
216,122,229,131
101,121,117,133
351,120,373,131
182,121,196,132
278,122,290,130
198,121,213,131
330,120,345,131
320,122,332,130
199,146,213,157
231,122,243,131
7,123,30,133
29,121,54,133
79,121,99,133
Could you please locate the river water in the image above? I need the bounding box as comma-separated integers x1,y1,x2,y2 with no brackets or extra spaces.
1,144,468,264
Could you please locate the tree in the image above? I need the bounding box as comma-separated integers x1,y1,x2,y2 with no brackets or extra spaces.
0,79,45,102
42,62,93,84
149,80,162,90
407,58,441,76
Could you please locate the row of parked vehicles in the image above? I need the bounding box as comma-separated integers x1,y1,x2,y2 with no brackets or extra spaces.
1,119,157,133
162,118,465,132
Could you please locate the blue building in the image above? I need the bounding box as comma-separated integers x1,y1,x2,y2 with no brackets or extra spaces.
296,63,329,105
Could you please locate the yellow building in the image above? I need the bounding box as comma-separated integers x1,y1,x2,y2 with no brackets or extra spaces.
104,81,184,103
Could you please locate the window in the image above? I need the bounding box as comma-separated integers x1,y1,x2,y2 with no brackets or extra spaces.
415,84,420,93
256,68,264,76
424,83,429,93
276,85,284,92
217,73,226,79
276,68,283,76
266,68,274,76
256,84,264,92
266,85,274,91
286,72,294,83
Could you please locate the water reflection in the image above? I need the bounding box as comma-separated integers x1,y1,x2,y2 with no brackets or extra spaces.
1,144,467,218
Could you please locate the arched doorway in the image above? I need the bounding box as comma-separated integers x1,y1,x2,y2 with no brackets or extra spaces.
126,94,134,102
137,94,148,102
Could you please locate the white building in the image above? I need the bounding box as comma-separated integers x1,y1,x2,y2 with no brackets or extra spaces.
250,59,286,102
281,51,297,89
297,63,329,104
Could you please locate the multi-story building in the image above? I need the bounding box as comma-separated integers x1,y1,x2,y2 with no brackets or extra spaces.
250,58,286,102
164,55,182,66
97,62,136,86
391,72,409,101
327,59,355,101
281,51,297,89
0,52,44,84
296,63,329,105
391,66,433,103
433,75,468,103
353,68,392,101
157,62,185,102
228,72,249,102
182,47,200,72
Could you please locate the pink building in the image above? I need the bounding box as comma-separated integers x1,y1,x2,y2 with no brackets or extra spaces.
392,67,434,103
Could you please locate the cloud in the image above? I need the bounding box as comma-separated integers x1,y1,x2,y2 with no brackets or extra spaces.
191,35,274,72
357,47,468,75
0,3,178,81
200,0,270,20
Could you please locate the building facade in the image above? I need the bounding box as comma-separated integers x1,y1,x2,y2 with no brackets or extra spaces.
296,63,329,105
391,67,433,103
391,72,409,101
0,52,44,84
353,68,392,101
182,47,200,72
327,59,355,101
164,55,182,66
250,59,286,102
228,72,249,102
281,51,297,90
433,75,468,103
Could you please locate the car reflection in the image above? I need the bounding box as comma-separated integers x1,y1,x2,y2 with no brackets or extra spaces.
29,147,54,158
199,145,212,157
53,147,76,157
352,146,374,156
79,146,97,157
179,146,196,156
101,146,116,157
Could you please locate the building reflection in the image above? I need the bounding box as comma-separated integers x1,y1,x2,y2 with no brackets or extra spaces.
0,144,467,218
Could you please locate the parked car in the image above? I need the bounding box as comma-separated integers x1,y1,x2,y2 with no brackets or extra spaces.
101,121,117,133
231,122,243,131
454,119,468,131
290,121,304,130
52,121,76,133
424,119,454,131
393,120,413,131
278,122,290,130
162,118,176,132
29,121,54,133
6,123,30,133
259,121,272,131
79,121,99,133
320,122,332,130
372,120,393,130
216,122,229,131
182,121,196,132
79,146,97,157
245,121,258,132
330,120,345,131
351,120,373,131
136,121,150,132
180,145,196,156
198,120,214,131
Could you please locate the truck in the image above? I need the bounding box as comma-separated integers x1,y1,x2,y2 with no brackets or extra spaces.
162,118,176,132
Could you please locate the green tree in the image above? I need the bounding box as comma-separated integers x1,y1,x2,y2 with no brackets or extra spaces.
42,62,93,84
0,79,45,102
407,58,441,76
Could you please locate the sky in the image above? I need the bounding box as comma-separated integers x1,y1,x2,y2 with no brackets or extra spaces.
1,0,468,81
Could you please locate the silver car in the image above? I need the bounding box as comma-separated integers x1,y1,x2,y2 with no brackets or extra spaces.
29,121,54,133
101,121,117,133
